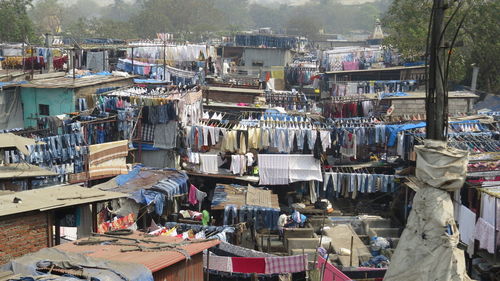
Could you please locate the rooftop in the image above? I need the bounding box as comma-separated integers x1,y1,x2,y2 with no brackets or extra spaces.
0,163,57,180
364,91,478,100
56,232,220,272
20,74,135,89
0,184,126,217
324,65,426,75
206,86,265,94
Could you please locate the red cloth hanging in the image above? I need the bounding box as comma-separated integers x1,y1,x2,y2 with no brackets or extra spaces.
231,257,266,274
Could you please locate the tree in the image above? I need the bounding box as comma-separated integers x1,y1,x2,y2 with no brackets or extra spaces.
286,17,321,39
29,0,64,35
382,0,500,93
0,0,36,42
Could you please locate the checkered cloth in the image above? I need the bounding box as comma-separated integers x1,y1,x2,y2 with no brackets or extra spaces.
203,253,233,272
265,254,308,274
141,124,155,142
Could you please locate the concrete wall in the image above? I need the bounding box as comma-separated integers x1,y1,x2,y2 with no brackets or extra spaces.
242,48,292,68
21,87,75,128
390,98,472,117
0,212,50,264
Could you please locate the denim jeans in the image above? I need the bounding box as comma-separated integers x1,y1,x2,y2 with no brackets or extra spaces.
224,205,238,226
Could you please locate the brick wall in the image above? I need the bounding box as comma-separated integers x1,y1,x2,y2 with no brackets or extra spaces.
390,98,471,116
0,212,50,264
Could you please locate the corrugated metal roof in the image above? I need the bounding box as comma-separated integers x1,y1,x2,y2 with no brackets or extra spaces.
0,184,126,216
93,169,184,194
56,232,220,272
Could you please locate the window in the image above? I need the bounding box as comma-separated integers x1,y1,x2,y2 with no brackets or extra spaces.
252,60,264,67
39,104,50,116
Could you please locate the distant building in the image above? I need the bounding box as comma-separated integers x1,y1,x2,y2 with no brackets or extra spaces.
20,74,134,128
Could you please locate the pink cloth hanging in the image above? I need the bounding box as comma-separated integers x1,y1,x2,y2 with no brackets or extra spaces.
189,184,199,205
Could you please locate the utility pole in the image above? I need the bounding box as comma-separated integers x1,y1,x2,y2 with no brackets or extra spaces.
426,0,448,141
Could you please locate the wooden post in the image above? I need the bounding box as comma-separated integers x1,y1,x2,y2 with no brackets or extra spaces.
205,251,210,281
349,236,354,267
91,203,98,233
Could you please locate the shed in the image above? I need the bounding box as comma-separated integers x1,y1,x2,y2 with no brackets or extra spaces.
56,232,220,281
19,74,134,128
0,184,126,264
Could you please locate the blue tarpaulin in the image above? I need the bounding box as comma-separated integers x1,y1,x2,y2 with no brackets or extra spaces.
129,189,164,215
115,165,143,186
386,120,483,146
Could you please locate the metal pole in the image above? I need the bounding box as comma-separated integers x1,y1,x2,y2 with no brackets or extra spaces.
426,0,447,141
131,47,134,75
163,40,167,81
30,46,34,80
73,50,76,80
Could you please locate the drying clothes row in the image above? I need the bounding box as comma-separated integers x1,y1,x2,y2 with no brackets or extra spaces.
25,133,87,174
322,47,393,72
264,91,313,111
223,205,281,231
142,102,177,125
186,125,224,151
323,101,375,118
285,67,318,85
128,170,189,216
458,189,500,254
258,154,322,185
131,45,207,62
330,80,418,96
322,172,398,199
186,124,387,158
83,121,121,145
204,252,308,274
235,34,298,49
97,96,133,112
26,133,86,163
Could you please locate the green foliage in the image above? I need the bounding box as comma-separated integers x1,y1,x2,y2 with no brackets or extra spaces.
0,0,36,43
382,0,500,93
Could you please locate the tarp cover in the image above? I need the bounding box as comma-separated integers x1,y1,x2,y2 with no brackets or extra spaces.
384,140,472,281
1,248,153,281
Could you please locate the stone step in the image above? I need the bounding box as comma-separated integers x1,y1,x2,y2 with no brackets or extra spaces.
286,238,320,254
363,218,392,228
368,227,400,238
